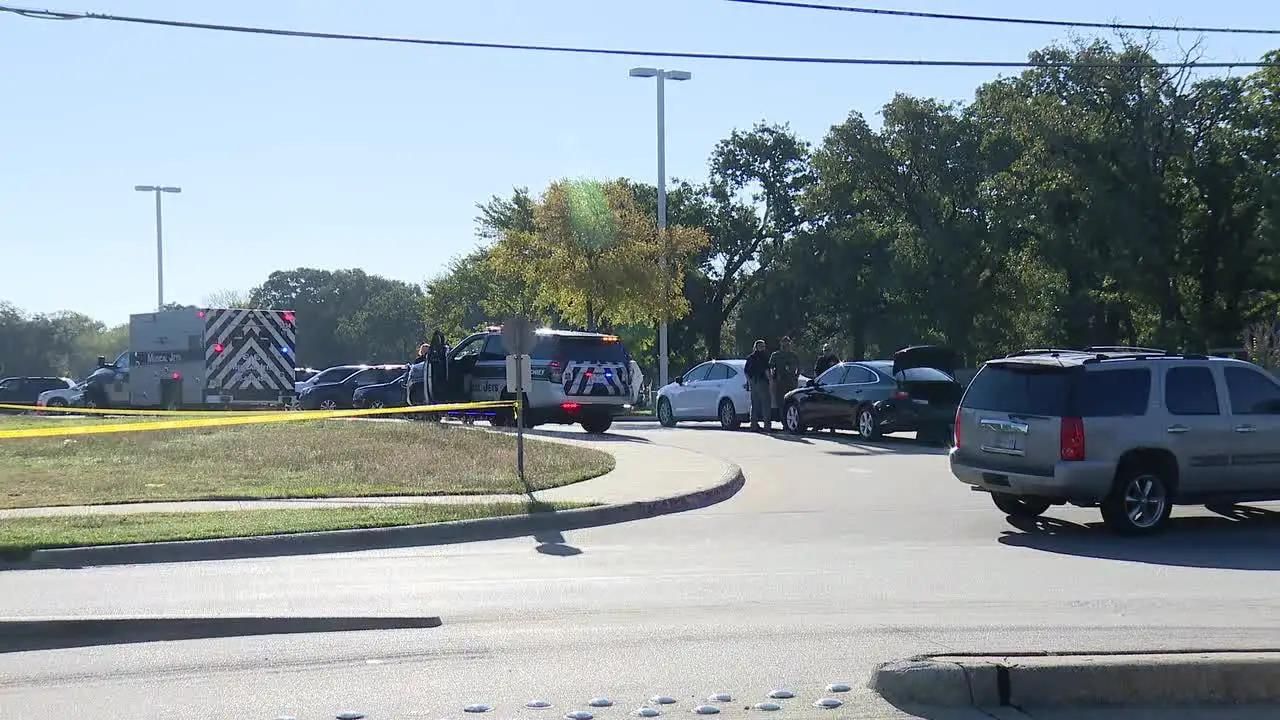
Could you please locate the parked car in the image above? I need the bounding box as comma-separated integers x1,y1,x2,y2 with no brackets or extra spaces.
295,364,366,395
780,346,964,442
298,365,405,410
0,376,74,409
951,348,1280,534
352,372,408,409
37,382,84,409
656,359,750,429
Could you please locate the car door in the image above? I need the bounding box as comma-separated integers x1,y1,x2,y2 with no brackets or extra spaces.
1221,365,1280,494
1160,364,1238,495
842,364,882,419
690,363,731,418
0,378,22,405
447,334,486,400
672,363,712,416
807,365,850,424
107,353,131,405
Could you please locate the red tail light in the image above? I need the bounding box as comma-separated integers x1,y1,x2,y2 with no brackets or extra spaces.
1060,416,1086,461
561,402,581,412
954,407,962,448
892,389,910,400
213,343,225,353
549,360,562,374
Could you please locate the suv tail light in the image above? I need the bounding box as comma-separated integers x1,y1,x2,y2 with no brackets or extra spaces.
954,407,962,448
1060,416,1086,461
892,389,910,400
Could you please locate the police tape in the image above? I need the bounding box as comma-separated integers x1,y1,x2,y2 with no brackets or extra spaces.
0,400,516,440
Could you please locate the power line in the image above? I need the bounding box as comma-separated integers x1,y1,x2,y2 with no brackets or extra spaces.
1,4,1276,68
725,0,1280,36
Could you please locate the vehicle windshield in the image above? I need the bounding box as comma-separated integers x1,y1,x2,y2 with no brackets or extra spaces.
313,367,361,384
895,367,954,382
532,336,628,363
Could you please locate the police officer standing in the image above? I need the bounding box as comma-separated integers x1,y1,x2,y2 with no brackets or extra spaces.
744,339,772,431
814,343,839,377
769,336,800,422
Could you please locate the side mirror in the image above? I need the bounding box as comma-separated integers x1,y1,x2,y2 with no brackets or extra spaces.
96,355,108,368
676,375,685,385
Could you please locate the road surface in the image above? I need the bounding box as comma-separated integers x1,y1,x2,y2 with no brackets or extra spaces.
2,422,1279,718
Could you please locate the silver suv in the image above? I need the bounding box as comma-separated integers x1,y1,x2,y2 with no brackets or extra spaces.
950,348,1280,534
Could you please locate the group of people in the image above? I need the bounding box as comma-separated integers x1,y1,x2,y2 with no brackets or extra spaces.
743,337,841,431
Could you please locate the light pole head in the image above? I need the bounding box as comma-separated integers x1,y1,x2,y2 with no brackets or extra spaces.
628,67,659,78
159,187,182,194
663,70,692,81
134,185,157,192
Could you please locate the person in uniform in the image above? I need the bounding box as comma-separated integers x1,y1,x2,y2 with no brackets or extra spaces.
814,344,839,377
769,336,800,422
744,339,772,431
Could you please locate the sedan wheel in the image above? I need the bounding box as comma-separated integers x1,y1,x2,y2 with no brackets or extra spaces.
784,403,804,434
370,399,385,409
319,399,338,410
857,408,881,439
657,398,677,428
719,399,738,430
47,398,68,408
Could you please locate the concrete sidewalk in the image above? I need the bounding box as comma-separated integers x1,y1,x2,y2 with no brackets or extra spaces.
0,429,728,518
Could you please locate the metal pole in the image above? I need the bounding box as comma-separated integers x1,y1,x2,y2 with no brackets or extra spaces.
656,71,669,388
154,189,164,310
515,355,525,484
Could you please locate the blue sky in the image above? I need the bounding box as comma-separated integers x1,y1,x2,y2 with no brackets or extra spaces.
2,0,1277,325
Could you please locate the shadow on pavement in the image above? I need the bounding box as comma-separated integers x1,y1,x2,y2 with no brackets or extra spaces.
998,506,1280,570
518,427,652,444
534,529,583,556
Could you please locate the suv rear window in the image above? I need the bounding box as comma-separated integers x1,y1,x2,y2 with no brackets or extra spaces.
1076,368,1150,417
532,336,628,363
962,364,1073,416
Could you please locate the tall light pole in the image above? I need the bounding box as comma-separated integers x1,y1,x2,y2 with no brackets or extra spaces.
134,185,182,310
629,67,691,388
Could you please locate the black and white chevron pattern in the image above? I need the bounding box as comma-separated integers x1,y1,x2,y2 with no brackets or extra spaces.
203,309,296,394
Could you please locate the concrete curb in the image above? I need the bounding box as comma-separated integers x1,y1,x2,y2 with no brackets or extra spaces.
0,462,743,570
870,651,1280,708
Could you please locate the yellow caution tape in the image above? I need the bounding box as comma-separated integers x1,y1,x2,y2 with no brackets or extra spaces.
0,400,515,440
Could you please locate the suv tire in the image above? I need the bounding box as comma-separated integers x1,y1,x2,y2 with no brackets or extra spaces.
657,398,677,428
991,493,1051,518
1102,467,1173,535
581,413,613,434
719,399,739,430
856,406,881,439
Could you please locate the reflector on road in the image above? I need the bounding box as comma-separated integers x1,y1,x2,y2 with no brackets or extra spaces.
767,690,794,699
527,700,553,709
692,705,720,715
633,708,661,717
336,713,364,720
465,704,492,713
651,696,677,705
752,703,781,712
813,698,843,709
825,683,851,693
565,711,594,720
707,693,731,702
589,698,614,707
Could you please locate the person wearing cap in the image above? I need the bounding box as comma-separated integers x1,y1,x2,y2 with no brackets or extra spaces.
744,339,772,431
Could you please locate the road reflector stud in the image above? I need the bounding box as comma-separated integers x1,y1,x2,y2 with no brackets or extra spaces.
527,700,553,709
465,704,493,713
825,683,851,693
813,699,842,709
692,705,720,715
634,708,661,717
767,690,794,699
336,713,364,720
589,698,613,707
565,711,594,720
752,703,781,712
651,696,677,705
707,693,731,703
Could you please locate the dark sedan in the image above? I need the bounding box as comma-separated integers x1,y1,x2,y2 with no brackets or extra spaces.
352,373,408,409
298,365,405,410
780,346,963,444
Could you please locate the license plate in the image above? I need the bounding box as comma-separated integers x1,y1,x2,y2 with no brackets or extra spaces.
992,432,1020,451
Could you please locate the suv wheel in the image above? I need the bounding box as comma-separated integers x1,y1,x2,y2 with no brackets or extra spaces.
856,407,881,439
991,493,1051,518
319,399,338,410
1102,468,1172,535
370,399,385,409
581,413,613,434
784,402,805,434
718,399,739,430
657,398,677,428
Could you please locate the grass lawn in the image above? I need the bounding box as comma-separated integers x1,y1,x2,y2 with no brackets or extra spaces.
0,500,591,554
0,417,613,509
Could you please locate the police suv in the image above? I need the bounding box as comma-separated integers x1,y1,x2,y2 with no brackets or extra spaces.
410,328,642,434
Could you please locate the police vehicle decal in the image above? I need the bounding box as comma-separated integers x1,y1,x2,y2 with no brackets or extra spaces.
561,362,629,397
204,309,296,394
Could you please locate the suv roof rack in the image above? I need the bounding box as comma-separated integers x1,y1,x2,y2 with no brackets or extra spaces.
1083,345,1167,354
1082,351,1210,364
1005,348,1087,358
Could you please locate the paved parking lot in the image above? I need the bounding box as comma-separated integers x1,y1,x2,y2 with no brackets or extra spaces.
2,420,1279,718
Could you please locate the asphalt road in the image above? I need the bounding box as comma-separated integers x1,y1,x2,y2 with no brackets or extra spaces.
3,421,1280,719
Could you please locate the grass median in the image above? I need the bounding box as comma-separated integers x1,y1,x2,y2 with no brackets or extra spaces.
0,416,614,508
0,500,592,554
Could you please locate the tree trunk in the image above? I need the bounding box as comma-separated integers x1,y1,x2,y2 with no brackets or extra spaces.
585,298,596,331
703,311,725,360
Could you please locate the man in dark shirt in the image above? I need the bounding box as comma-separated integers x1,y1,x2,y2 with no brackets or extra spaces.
744,339,772,431
769,336,800,420
814,344,839,377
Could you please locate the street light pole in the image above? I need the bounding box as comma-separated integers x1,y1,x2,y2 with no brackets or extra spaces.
135,185,182,310
630,67,691,388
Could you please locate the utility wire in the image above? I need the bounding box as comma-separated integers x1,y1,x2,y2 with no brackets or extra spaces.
1,4,1276,68
725,0,1280,36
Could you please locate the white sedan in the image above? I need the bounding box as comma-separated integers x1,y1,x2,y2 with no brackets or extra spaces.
656,359,751,429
